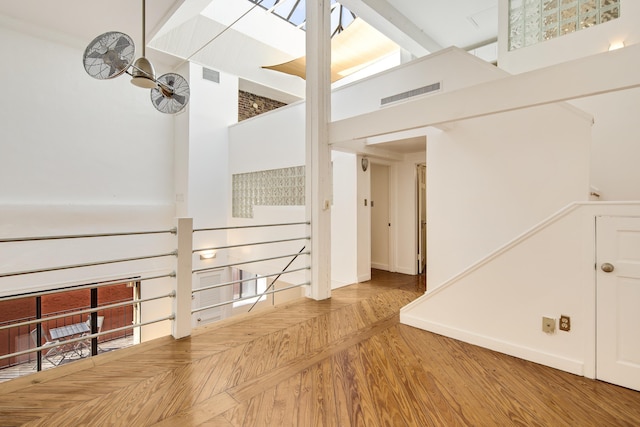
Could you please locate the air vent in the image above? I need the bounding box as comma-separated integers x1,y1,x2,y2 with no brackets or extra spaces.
202,67,220,83
381,82,441,106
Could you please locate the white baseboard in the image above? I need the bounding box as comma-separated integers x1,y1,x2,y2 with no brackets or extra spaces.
371,262,389,271
395,266,416,275
400,313,584,376
331,279,352,290
357,273,371,283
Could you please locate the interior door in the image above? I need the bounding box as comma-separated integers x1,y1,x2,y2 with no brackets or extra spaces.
417,164,427,274
371,163,390,271
192,269,229,327
596,216,640,391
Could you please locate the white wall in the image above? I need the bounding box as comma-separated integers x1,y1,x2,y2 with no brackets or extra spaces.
228,105,381,288
402,202,640,378
186,64,238,229
228,102,306,175
230,48,491,282
356,155,372,282
331,47,505,122
395,0,640,385
426,104,592,287
497,0,640,202
572,89,640,201
498,0,640,74
331,151,358,288
0,19,174,207
0,18,179,340
227,104,309,289
183,64,240,290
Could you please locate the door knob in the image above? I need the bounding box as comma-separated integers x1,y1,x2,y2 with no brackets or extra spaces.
601,263,615,273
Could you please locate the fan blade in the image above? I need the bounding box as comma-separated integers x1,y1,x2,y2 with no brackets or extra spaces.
114,36,132,53
114,58,129,71
86,51,105,60
172,94,186,104
155,95,165,107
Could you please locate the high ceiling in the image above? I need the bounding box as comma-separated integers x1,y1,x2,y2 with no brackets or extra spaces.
0,0,498,103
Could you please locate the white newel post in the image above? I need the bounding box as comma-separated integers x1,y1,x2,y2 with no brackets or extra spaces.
305,0,332,300
174,217,193,339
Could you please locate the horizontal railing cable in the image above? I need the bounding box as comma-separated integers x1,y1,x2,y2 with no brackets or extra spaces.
0,292,175,332
0,228,177,243
193,236,310,253
0,251,178,279
0,315,175,361
0,272,175,302
192,282,310,313
192,266,310,294
192,250,310,274
193,221,309,233
249,245,306,312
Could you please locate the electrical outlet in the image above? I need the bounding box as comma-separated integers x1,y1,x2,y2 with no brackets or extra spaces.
559,315,571,332
542,317,556,333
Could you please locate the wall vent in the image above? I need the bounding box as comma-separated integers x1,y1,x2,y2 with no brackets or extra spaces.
202,67,220,83
381,82,441,106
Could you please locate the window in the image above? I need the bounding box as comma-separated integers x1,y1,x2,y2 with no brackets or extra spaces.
508,0,620,51
247,0,355,35
231,268,268,307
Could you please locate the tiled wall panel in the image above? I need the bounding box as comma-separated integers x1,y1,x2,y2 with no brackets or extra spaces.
232,166,305,218
509,0,620,50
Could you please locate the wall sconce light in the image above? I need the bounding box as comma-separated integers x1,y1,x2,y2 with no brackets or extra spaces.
199,250,216,260
361,157,369,172
609,41,625,51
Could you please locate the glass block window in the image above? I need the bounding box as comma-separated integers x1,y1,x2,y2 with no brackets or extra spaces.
509,0,620,50
232,166,305,218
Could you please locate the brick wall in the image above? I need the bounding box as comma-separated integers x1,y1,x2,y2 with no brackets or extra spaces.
238,90,287,122
0,283,133,367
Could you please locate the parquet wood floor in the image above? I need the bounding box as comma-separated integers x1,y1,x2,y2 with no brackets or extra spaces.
1,270,639,426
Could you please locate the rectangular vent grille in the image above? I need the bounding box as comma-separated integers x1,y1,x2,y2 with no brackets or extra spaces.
202,67,220,83
381,82,441,106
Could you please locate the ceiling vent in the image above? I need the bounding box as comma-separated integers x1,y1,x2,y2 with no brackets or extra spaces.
203,67,220,83
381,82,441,106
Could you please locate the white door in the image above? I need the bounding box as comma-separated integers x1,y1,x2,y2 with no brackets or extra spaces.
417,164,427,274
371,164,390,271
596,216,640,391
192,270,230,327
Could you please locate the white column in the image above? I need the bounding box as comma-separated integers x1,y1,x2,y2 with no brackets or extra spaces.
305,0,332,300
174,217,193,339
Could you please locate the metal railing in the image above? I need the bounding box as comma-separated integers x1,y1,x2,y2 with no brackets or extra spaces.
0,218,313,379
0,227,177,374
191,221,311,317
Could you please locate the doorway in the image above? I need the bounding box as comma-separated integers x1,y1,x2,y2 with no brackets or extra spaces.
192,269,231,327
371,163,390,271
417,164,426,274
596,216,640,391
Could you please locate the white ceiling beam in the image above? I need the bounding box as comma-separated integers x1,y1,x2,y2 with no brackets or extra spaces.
339,0,442,57
330,44,640,144
331,140,406,161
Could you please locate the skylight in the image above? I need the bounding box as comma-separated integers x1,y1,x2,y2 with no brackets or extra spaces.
248,0,356,36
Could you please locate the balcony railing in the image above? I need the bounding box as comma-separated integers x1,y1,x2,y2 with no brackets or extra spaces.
0,218,311,380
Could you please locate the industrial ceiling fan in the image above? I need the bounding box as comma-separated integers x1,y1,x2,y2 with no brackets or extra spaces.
82,0,190,114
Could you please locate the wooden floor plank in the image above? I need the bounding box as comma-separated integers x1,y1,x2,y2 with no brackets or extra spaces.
1,270,639,427
151,392,238,427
